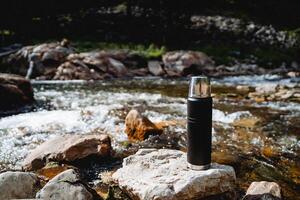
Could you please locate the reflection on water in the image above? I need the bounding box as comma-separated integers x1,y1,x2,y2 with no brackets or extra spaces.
0,76,299,199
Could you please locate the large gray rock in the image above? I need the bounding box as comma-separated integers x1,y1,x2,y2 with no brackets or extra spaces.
3,40,74,78
113,148,236,200
0,73,34,111
0,171,41,199
243,181,282,200
36,169,96,200
53,51,129,80
148,61,165,76
23,134,112,171
162,51,214,76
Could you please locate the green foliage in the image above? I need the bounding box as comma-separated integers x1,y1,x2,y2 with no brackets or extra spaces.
72,41,167,59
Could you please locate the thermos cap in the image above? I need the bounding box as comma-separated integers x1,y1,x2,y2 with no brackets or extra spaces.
189,76,211,98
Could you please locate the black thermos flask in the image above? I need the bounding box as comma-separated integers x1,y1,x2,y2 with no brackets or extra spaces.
187,76,212,170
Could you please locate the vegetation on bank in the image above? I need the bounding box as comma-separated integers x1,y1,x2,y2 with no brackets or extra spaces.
1,0,300,68
66,40,299,68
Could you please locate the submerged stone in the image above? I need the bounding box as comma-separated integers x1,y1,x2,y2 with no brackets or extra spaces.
113,148,236,200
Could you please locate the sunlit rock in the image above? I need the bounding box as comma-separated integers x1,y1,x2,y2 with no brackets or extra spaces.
162,51,214,76
286,71,299,78
113,148,236,200
0,171,42,199
233,117,259,128
125,109,163,141
3,40,74,78
23,134,112,171
36,169,98,200
243,181,282,200
255,84,278,95
54,61,103,80
236,85,250,93
0,73,34,111
248,84,300,102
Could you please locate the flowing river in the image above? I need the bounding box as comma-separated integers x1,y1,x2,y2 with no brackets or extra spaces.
0,75,299,199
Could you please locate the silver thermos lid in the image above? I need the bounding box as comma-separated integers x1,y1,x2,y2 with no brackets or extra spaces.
188,76,211,98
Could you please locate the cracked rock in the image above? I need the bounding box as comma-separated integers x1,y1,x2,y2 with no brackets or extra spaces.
113,148,236,200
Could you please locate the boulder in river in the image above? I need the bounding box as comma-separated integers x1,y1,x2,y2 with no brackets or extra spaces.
113,148,236,200
162,51,214,76
0,171,42,199
36,169,98,200
23,134,112,171
125,109,163,141
148,60,165,76
3,40,74,78
53,51,129,80
0,73,34,111
53,61,103,80
243,181,282,200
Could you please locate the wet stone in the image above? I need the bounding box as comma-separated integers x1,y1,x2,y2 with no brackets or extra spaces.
125,109,163,141
113,148,236,200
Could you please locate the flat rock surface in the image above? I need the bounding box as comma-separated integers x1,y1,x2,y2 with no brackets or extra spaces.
0,171,41,199
113,148,236,200
23,134,111,171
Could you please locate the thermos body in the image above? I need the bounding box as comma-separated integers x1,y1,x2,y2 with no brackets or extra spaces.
187,97,212,168
187,76,212,170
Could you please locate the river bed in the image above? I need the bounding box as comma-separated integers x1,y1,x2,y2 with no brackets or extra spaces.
0,75,299,199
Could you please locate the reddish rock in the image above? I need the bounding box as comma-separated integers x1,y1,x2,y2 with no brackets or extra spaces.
0,73,34,111
125,110,163,141
23,134,112,171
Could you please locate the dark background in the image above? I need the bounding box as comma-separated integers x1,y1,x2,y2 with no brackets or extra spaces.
1,0,300,66
1,0,300,43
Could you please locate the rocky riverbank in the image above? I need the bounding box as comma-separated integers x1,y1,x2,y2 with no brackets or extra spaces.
0,73,298,199
1,40,299,80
